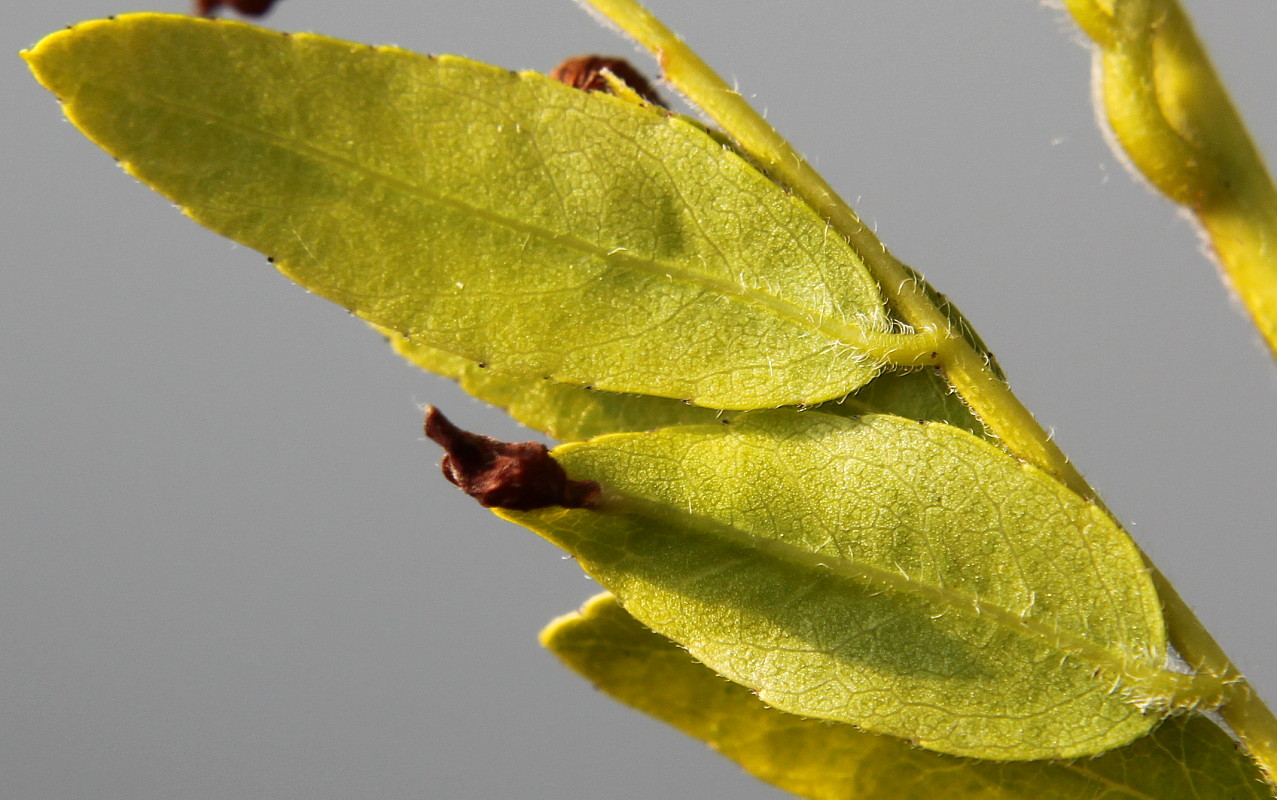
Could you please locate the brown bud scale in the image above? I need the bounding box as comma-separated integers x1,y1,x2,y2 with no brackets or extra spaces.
196,0,280,18
423,407,599,511
549,55,665,108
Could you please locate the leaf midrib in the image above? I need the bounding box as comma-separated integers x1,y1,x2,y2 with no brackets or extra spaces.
82,73,892,355
603,491,1177,691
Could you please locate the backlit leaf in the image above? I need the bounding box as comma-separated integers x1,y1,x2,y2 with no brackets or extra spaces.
23,13,919,409
386,330,730,441
388,330,983,442
545,593,1269,800
504,410,1170,759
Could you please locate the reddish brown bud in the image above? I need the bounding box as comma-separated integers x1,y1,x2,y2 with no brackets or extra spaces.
424,407,599,511
549,55,665,108
196,0,280,17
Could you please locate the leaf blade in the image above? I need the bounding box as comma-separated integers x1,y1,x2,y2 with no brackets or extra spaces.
545,593,1270,800
388,328,984,442
24,13,915,409
505,410,1169,759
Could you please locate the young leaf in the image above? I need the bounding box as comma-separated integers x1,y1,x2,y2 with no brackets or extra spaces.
387,330,732,441
22,13,942,410
545,593,1270,800
388,329,984,442
1065,0,1277,359
827,366,985,438
502,410,1171,760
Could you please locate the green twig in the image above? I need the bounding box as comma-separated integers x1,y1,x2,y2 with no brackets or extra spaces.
583,0,1277,785
1065,0,1277,359
1065,0,1277,782
580,0,1088,496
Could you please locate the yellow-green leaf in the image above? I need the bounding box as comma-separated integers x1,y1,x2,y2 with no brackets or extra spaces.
826,366,986,438
385,330,730,441
504,410,1170,760
22,13,934,409
388,328,984,442
545,593,1269,800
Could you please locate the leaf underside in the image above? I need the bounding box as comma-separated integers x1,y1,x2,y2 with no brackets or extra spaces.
546,593,1267,800
24,13,902,410
506,410,1168,760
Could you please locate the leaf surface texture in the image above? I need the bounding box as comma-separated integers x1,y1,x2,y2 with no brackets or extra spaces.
546,594,1267,799
508,410,1168,759
24,14,904,408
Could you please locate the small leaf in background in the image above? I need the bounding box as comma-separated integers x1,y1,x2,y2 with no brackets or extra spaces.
23,14,920,410
505,410,1169,759
822,366,986,438
387,330,732,442
388,329,983,442
546,594,1270,800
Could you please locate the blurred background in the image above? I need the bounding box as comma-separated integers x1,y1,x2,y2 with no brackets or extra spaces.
5,1,1276,797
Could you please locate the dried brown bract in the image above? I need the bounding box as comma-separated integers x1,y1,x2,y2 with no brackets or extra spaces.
195,0,280,17
550,55,665,108
424,407,599,511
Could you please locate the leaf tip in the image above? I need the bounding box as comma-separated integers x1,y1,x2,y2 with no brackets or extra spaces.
423,407,599,511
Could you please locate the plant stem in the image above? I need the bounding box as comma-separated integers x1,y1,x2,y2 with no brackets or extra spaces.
1065,0,1277,780
582,0,1086,492
584,0,1277,784
1064,0,1277,359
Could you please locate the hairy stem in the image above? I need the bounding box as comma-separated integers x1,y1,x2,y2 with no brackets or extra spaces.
1065,0,1277,358
580,0,1086,491
583,0,1277,783
1066,0,1277,780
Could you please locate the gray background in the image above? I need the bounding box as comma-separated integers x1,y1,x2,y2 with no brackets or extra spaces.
5,1,1276,798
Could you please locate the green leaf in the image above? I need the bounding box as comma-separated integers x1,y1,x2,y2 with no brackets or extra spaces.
387,327,984,442
824,366,986,438
22,13,939,410
545,593,1270,800
504,409,1170,760
385,329,731,441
